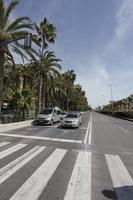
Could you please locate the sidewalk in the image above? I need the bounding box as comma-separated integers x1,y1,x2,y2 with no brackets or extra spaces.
0,120,33,132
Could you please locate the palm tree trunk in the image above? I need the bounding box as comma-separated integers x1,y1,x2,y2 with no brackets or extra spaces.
35,75,43,116
41,80,45,108
66,90,69,111
45,86,48,108
0,50,5,121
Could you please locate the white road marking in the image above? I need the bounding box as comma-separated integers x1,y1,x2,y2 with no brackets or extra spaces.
0,146,45,184
88,114,92,145
64,151,91,200
0,133,82,144
10,149,67,200
0,141,10,148
80,127,87,130
119,126,129,133
83,114,91,144
84,112,92,144
63,130,74,133
105,154,133,199
0,143,27,160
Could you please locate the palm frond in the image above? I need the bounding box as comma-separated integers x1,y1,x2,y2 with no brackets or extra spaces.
47,58,62,63
30,34,41,47
49,63,62,70
45,51,55,59
33,23,41,35
6,17,30,32
26,49,38,62
6,49,16,71
50,66,61,74
8,23,33,32
4,0,19,24
11,44,28,62
0,0,5,29
27,48,40,58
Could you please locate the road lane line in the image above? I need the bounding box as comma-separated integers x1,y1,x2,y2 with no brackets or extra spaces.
64,151,91,200
84,113,91,144
0,143,27,160
0,133,82,144
0,141,10,148
0,146,45,184
10,149,67,200
88,114,92,145
119,126,129,133
80,127,87,130
105,154,133,199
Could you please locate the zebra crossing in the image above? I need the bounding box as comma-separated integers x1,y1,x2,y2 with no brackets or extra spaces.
0,141,133,199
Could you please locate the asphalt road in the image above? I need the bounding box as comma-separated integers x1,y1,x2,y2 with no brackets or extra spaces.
0,111,133,200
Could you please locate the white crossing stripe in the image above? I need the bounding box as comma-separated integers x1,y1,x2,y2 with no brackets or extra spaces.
0,146,45,184
105,154,133,199
64,151,91,200
10,149,67,200
0,143,27,160
0,133,82,144
0,141,10,148
119,126,129,133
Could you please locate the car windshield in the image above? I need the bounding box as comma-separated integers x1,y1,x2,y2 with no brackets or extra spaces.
39,109,53,114
66,113,78,118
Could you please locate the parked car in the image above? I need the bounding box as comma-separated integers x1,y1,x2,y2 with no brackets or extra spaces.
33,107,62,125
60,111,67,120
61,112,82,128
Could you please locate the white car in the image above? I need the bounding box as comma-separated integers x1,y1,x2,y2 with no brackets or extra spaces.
61,112,82,128
34,107,61,125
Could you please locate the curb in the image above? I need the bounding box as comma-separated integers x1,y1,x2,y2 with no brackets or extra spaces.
0,120,33,132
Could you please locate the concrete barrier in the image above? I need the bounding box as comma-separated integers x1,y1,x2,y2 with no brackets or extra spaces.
0,120,33,132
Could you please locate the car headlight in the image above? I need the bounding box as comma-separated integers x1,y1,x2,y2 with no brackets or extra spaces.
47,117,51,121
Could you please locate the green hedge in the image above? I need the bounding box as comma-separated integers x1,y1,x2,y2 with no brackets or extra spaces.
112,111,133,119
98,111,133,119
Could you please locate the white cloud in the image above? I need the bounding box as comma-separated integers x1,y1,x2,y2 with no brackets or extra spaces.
75,59,110,107
115,0,133,39
95,65,109,80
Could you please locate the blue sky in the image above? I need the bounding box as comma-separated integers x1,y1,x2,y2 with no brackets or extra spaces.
9,0,133,107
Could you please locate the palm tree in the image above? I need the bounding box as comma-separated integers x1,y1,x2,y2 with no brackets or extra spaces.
30,51,61,115
33,18,56,51
61,70,76,111
0,0,33,118
27,18,57,115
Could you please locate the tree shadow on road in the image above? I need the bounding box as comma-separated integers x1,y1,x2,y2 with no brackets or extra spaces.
102,190,117,199
102,185,133,200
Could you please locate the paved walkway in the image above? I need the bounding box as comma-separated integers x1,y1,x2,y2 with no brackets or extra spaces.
0,120,33,132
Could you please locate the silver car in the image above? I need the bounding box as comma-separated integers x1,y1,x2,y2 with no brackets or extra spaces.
61,112,82,128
